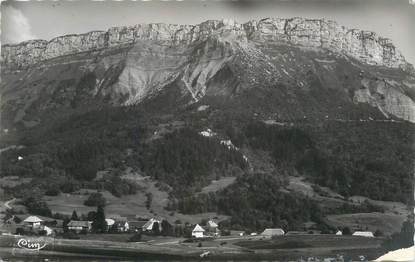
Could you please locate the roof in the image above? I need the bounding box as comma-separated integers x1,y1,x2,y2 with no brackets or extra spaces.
113,217,128,222
129,221,147,228
23,216,43,223
192,224,205,232
67,220,90,227
105,219,115,226
207,220,218,228
261,228,285,236
143,218,160,230
353,231,374,237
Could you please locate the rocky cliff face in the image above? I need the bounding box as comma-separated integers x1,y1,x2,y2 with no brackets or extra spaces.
1,18,414,127
1,18,411,70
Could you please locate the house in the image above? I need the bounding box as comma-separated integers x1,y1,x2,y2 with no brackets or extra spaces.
129,221,148,232
207,220,218,230
142,218,161,232
206,220,220,236
67,221,92,233
23,216,43,229
105,218,115,231
261,228,285,237
336,230,343,235
352,231,374,237
114,218,129,232
192,224,205,238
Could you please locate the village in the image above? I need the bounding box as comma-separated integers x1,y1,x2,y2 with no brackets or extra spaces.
0,208,389,261
3,211,377,240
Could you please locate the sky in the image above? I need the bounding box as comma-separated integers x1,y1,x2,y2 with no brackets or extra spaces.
1,0,415,65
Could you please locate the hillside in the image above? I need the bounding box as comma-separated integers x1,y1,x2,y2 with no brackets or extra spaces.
1,18,414,236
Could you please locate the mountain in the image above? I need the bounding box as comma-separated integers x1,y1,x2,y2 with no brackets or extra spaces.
1,18,415,129
1,18,414,234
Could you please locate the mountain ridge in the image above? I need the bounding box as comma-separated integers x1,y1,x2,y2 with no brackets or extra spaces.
2,17,413,71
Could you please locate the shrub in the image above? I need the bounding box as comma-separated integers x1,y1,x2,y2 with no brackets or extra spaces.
374,229,383,237
84,193,106,207
128,233,142,242
342,227,351,235
45,188,60,196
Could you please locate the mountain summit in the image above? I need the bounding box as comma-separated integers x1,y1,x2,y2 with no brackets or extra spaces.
2,18,412,69
1,18,414,128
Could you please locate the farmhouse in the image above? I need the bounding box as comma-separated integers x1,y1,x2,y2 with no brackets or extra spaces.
23,216,43,229
114,218,129,232
192,224,205,238
105,218,115,231
352,231,374,237
67,221,92,233
142,218,161,232
128,221,148,232
206,220,220,236
261,228,285,237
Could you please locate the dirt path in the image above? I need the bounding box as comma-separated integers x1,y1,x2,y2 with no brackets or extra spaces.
4,198,15,210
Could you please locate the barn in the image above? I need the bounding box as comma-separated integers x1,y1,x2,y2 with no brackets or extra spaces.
261,228,285,237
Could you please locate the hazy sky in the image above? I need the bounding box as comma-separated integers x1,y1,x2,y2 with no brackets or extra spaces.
1,0,415,65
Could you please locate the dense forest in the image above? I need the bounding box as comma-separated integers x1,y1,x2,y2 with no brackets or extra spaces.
176,173,328,232
0,104,413,227
239,121,414,203
139,128,248,197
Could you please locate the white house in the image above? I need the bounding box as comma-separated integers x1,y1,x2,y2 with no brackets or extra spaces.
353,231,374,237
23,216,43,229
336,230,343,235
105,218,115,231
192,224,205,238
261,228,285,237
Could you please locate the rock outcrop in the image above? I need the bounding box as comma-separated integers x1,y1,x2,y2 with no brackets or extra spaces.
1,18,411,70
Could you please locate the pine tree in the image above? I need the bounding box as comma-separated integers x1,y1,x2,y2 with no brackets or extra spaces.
161,220,173,236
92,205,107,233
71,210,79,221
153,221,160,235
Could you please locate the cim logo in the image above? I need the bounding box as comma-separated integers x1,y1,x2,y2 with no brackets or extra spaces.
16,238,47,251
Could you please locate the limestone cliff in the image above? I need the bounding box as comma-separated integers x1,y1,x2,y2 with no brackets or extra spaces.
1,18,411,70
1,18,414,126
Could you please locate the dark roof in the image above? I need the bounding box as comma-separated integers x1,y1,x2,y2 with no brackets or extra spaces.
129,221,147,228
67,221,90,227
113,217,128,222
